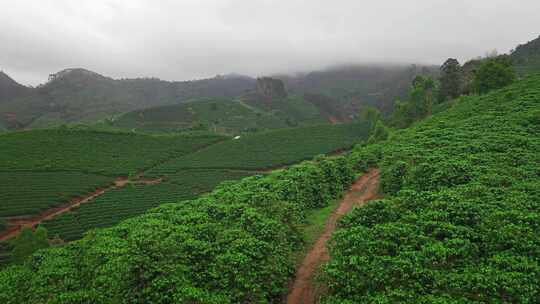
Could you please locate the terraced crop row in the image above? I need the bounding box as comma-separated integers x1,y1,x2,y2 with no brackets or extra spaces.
147,122,370,175
42,170,256,241
0,129,225,175
0,172,114,218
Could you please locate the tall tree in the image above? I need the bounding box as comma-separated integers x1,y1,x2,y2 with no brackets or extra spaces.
439,58,462,102
391,76,435,128
11,226,50,264
359,105,381,130
472,55,516,94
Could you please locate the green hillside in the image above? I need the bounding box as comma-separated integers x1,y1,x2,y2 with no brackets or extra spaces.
0,122,371,269
42,169,255,241
36,122,371,242
0,69,255,129
0,130,224,219
147,122,371,173
240,92,329,125
112,97,290,133
323,75,540,302
0,152,357,303
0,172,114,217
0,129,225,176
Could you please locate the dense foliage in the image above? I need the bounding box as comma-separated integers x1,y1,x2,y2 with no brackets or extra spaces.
11,227,49,264
0,129,225,176
0,154,358,303
323,74,540,302
438,58,462,102
472,56,516,94
148,122,370,172
0,172,113,217
390,75,436,128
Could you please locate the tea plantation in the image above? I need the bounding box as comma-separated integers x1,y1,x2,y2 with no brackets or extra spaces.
112,97,289,133
0,172,114,217
0,129,226,175
147,122,370,174
42,169,256,241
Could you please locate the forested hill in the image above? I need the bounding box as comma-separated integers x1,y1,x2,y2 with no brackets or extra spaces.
0,69,255,129
0,72,538,302
0,64,437,130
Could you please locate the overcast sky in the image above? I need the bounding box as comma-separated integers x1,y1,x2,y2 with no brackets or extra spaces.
1,0,539,86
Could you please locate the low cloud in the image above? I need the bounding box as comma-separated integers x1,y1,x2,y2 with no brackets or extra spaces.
1,0,539,86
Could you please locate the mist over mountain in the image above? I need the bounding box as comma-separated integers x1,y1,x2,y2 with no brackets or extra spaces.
2,1,539,86
0,63,438,129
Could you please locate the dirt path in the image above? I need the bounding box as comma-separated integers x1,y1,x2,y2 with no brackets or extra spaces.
286,168,380,304
0,177,162,242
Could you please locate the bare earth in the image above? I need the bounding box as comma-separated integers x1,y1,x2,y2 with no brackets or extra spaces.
286,168,380,304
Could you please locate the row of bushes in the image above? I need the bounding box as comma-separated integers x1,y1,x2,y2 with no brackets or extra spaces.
0,154,359,303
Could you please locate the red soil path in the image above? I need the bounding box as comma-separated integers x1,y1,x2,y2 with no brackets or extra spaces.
286,168,380,304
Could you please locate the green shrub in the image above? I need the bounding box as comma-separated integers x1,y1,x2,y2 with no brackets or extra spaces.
472,56,516,94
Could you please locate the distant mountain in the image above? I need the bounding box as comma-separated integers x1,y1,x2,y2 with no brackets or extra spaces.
511,35,540,75
0,71,30,103
0,65,436,130
0,69,255,129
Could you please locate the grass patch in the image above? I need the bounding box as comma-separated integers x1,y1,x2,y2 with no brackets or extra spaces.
294,198,341,265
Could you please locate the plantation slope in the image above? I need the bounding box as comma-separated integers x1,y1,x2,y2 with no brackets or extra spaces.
0,130,225,222
0,172,114,218
0,152,362,303
322,74,540,302
147,122,371,174
41,169,256,241
0,176,129,242
112,97,290,133
0,129,226,175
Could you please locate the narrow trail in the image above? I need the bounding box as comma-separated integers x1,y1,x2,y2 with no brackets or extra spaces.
0,177,162,242
286,168,380,304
